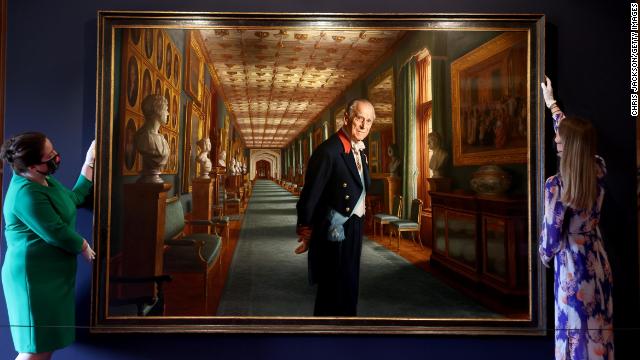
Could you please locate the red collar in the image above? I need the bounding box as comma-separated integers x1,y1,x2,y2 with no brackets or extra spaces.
337,128,352,154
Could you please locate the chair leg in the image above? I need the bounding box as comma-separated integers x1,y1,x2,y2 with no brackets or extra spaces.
417,231,424,249
397,230,401,252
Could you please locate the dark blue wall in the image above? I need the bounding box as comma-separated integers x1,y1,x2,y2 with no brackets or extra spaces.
2,1,636,359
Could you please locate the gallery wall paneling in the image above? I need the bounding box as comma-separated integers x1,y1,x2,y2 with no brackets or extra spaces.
1,1,636,359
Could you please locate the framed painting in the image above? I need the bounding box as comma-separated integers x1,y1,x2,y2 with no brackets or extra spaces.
94,11,546,335
125,52,139,109
166,131,179,174
120,111,143,175
130,28,141,46
141,67,152,101
451,31,528,166
156,30,164,70
143,28,153,59
185,30,204,106
164,42,172,79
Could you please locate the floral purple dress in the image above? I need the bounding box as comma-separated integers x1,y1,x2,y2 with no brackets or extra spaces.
539,110,614,360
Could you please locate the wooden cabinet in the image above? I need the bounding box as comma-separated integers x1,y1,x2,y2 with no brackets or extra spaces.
429,191,527,296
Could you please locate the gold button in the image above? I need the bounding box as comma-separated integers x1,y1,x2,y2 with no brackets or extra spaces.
346,207,351,212
342,182,347,188
345,195,350,200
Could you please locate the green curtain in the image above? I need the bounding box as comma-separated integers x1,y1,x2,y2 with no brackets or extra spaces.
430,35,447,144
400,59,417,215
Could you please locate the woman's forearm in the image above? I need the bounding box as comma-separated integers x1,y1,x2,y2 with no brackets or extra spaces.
549,103,565,134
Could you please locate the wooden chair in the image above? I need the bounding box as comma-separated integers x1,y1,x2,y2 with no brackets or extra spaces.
373,195,403,240
389,199,423,251
224,189,241,215
162,197,223,308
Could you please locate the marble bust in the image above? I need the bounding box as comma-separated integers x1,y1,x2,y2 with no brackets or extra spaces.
387,143,401,177
196,137,212,179
134,94,169,183
428,131,448,178
230,158,239,175
218,150,227,167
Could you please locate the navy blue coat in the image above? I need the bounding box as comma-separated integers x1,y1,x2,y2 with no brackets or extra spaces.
296,131,371,284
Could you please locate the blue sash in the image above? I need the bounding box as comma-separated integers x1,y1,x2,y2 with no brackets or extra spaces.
326,208,351,242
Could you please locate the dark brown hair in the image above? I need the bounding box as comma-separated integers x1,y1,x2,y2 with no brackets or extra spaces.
0,132,47,173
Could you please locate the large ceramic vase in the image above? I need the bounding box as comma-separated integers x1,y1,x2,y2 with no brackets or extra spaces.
470,165,511,196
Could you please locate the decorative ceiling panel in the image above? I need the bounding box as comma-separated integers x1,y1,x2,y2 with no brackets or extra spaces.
200,28,404,148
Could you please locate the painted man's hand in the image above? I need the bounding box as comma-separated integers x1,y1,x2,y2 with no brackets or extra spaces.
295,226,312,254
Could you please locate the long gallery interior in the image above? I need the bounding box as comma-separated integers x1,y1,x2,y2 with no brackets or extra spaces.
107,27,531,319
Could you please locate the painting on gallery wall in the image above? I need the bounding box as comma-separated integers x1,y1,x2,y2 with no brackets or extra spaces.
451,31,528,166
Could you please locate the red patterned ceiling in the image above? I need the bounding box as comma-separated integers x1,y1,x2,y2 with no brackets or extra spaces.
200,29,404,148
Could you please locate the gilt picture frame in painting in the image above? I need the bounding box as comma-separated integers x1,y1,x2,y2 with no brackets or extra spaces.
185,30,204,106
93,11,546,335
451,31,529,166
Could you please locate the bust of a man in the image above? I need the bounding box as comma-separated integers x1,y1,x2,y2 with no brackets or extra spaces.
230,158,238,175
218,150,227,167
428,131,448,178
134,94,170,183
196,137,212,179
387,144,401,177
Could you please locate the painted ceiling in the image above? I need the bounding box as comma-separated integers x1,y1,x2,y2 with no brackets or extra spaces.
199,28,405,148
368,73,394,132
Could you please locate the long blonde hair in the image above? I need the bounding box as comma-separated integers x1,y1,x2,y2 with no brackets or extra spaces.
558,116,598,210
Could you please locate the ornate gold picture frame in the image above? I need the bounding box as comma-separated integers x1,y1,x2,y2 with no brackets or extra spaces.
185,30,204,106
451,31,528,166
94,11,546,335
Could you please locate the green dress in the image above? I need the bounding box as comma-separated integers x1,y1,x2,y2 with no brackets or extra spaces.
2,172,92,353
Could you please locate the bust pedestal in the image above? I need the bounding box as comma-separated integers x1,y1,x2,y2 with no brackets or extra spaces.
122,182,172,299
192,178,214,234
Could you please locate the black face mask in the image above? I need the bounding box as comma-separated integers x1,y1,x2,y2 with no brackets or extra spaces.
37,154,61,175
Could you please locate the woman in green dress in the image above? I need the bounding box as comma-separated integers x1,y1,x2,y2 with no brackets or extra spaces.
1,132,96,360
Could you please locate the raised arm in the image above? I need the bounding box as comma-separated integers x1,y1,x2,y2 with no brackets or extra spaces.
541,76,566,133
80,140,95,182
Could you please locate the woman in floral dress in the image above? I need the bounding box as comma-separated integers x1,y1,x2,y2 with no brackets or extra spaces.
539,77,614,360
